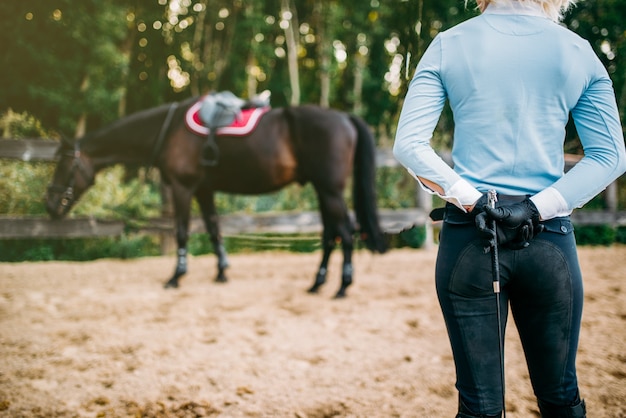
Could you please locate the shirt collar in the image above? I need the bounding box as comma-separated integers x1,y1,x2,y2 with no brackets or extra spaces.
483,1,548,19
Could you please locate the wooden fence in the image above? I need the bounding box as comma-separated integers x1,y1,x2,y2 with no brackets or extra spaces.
0,139,430,247
1,139,624,248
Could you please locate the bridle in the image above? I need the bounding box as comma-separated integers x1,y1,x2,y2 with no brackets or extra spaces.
46,101,179,215
46,140,93,212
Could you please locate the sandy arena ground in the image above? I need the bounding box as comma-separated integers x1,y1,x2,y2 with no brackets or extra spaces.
1,246,625,417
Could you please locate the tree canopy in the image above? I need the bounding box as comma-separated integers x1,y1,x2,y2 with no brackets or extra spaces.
1,0,624,146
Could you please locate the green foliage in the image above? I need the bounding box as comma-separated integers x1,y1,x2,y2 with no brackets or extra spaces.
0,234,160,262
0,109,50,138
0,110,58,215
574,225,617,246
614,226,626,244
375,167,419,209
211,183,320,215
0,160,162,220
0,1,130,133
388,225,426,249
0,161,54,215
69,167,163,221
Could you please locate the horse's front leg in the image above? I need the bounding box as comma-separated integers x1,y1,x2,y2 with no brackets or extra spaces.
164,185,193,289
164,246,188,288
195,188,229,283
311,193,355,298
213,242,229,283
335,236,354,299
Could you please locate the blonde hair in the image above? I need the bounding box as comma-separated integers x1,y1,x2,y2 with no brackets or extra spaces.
468,0,577,22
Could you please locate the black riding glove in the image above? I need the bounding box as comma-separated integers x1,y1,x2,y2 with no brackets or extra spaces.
475,197,544,250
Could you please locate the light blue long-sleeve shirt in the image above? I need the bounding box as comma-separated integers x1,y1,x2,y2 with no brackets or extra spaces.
393,2,626,219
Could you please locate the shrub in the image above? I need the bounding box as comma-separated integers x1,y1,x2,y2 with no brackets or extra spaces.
613,226,626,244
384,225,426,249
0,109,50,138
0,234,160,262
574,225,616,246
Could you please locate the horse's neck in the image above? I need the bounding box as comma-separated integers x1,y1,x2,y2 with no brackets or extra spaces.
82,111,172,170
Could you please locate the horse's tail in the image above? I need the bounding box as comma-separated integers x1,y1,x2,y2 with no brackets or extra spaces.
350,115,388,254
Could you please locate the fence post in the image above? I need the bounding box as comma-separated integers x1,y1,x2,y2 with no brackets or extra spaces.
417,185,434,249
606,181,618,213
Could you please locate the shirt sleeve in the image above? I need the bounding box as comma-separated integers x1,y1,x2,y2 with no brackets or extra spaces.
541,51,626,216
392,35,482,211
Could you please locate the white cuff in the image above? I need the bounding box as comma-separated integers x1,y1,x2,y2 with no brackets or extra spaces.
410,173,481,213
438,179,482,213
530,187,572,220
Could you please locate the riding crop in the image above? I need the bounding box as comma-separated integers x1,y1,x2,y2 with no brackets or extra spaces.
487,189,506,417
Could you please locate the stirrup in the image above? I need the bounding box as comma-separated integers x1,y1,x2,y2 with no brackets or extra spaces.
201,132,220,166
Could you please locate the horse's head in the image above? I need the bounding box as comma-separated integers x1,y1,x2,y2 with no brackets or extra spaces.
45,138,95,219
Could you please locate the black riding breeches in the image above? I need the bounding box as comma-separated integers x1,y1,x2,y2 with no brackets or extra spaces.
435,204,583,416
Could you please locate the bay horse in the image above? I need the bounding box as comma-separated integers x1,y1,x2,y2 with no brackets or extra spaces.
45,95,388,298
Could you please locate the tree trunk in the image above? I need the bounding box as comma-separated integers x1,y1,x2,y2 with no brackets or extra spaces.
190,0,208,96
199,3,240,91
353,55,365,116
282,0,300,105
247,56,259,98
75,75,90,138
118,3,143,117
314,0,330,107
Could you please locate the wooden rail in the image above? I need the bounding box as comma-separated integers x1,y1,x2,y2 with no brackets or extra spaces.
0,139,59,161
0,139,427,241
3,208,624,240
0,208,427,239
0,139,622,244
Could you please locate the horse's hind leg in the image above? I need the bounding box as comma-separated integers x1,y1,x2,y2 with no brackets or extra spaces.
195,188,229,282
310,191,355,298
308,231,354,299
336,235,354,299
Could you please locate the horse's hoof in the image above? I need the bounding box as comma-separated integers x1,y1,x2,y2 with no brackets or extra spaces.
308,285,321,294
214,276,228,283
333,290,347,299
164,280,179,289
